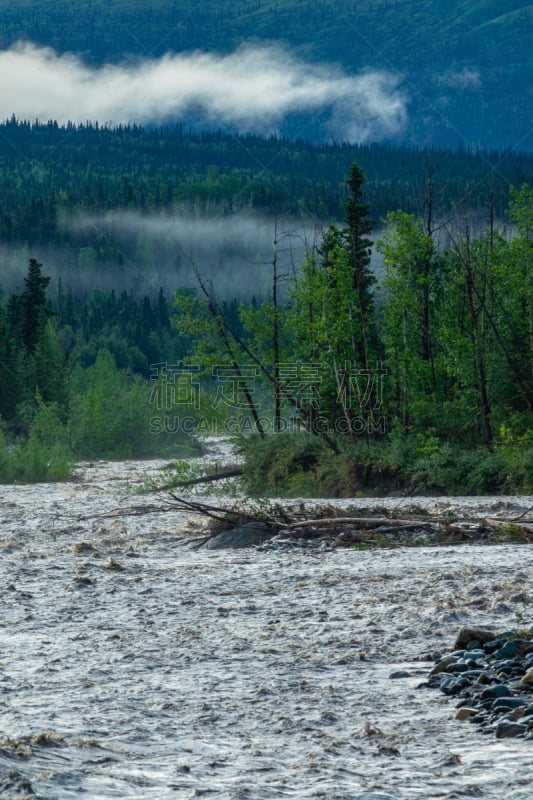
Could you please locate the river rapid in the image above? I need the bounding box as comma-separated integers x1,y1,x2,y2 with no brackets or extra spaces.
1,445,532,799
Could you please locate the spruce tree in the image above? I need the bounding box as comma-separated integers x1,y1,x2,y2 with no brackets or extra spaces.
21,258,51,354
344,163,375,321
339,163,380,388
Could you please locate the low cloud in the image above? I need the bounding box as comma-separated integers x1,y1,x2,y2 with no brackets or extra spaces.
0,41,408,141
437,67,481,90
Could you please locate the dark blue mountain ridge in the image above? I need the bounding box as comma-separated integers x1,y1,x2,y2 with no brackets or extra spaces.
0,0,531,149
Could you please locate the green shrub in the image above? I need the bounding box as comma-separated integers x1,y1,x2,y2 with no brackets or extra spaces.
236,432,327,496
237,432,402,497
406,443,511,495
0,402,74,483
238,430,533,498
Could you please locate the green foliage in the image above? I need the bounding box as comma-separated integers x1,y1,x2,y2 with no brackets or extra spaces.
68,350,196,459
0,259,201,477
138,458,202,493
236,432,401,497
236,432,327,497
344,163,376,325
287,166,382,435
406,444,494,495
21,258,51,354
237,428,533,498
2,153,533,494
1,259,67,429
0,310,20,420
28,317,68,407
53,285,180,375
378,210,441,425
0,400,73,483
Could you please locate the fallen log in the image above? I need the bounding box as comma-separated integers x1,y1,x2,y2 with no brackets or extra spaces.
169,466,243,488
485,517,533,530
72,491,533,549
483,518,533,541
285,516,445,531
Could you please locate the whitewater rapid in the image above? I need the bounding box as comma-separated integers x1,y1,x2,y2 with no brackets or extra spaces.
1,449,532,799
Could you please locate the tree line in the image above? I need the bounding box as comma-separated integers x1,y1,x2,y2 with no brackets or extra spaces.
1,119,531,280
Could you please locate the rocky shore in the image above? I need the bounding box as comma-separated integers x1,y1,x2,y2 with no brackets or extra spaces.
423,626,533,739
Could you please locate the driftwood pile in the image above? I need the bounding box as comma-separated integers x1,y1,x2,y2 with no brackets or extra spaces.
178,497,533,548
100,493,533,549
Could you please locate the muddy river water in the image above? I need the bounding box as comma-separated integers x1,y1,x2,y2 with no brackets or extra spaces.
1,447,532,799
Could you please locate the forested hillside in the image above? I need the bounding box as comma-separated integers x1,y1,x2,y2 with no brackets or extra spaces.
1,119,532,295
0,0,531,150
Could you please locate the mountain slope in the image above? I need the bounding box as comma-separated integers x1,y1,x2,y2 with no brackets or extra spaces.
0,0,531,150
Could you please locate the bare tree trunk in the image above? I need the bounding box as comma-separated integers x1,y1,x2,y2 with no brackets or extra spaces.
195,269,266,439
462,224,493,450
272,218,281,432
195,267,340,452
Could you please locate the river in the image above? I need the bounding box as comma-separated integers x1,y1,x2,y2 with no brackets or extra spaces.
1,448,532,799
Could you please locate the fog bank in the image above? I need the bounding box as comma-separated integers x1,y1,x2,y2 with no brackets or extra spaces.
0,41,408,142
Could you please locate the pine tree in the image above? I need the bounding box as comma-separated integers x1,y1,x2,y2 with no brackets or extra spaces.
21,258,51,354
337,163,380,380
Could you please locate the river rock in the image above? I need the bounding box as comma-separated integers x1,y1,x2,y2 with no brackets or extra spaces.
481,684,511,699
519,668,533,686
454,627,496,649
425,627,533,740
495,721,527,738
430,655,459,675
492,639,523,659
206,521,274,549
492,697,527,711
454,707,477,721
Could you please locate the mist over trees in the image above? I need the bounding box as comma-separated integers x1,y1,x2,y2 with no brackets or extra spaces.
172,167,533,494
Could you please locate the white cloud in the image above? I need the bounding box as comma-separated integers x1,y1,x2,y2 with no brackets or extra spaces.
437,67,481,90
0,41,408,141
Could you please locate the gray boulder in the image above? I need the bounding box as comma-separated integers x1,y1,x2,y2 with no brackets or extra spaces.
454,627,496,649
206,521,274,549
